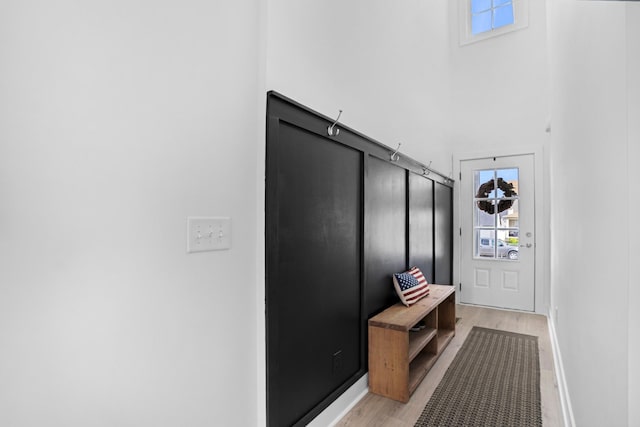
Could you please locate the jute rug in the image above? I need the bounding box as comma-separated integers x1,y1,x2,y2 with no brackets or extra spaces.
415,326,541,427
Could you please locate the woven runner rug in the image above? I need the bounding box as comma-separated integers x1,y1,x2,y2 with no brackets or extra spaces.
415,326,541,427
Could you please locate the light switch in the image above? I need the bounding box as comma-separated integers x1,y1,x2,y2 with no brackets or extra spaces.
187,217,232,253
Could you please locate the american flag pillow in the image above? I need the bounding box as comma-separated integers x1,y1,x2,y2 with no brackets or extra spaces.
392,267,430,306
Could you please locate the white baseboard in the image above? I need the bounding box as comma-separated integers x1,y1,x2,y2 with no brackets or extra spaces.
307,374,368,427
547,313,576,427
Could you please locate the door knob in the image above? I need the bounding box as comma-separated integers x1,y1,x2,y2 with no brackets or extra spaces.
519,243,532,248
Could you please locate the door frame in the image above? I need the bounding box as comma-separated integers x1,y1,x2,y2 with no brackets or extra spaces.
453,146,547,315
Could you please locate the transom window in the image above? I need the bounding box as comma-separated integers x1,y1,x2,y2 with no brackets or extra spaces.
458,0,529,46
471,0,514,35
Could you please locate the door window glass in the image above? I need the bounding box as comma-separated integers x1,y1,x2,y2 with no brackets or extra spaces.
473,168,519,260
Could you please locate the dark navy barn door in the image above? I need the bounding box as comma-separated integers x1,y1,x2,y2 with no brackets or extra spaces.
266,121,362,427
434,182,453,285
364,156,407,318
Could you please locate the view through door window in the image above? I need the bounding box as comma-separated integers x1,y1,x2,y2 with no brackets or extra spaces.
473,168,519,260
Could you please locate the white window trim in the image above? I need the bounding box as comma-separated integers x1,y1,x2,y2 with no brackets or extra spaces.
458,0,529,46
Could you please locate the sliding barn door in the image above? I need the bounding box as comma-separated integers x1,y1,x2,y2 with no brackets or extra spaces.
434,182,453,284
364,156,407,317
266,121,362,427
409,173,435,283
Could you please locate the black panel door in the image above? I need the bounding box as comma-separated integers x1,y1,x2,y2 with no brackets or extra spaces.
365,156,407,317
434,182,453,284
266,121,362,427
409,174,435,283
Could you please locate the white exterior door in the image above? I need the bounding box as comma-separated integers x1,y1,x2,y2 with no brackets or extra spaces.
459,154,535,311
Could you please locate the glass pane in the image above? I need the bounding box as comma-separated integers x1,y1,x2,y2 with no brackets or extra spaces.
496,230,519,260
495,168,518,200
472,10,492,34
505,229,519,246
493,4,514,28
475,169,496,200
471,0,492,13
498,198,519,227
475,229,496,258
493,0,511,6
475,201,494,227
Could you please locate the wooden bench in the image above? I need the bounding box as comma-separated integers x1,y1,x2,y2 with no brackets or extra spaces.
368,284,456,402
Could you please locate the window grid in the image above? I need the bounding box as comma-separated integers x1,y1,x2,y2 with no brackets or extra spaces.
471,0,514,35
473,168,519,261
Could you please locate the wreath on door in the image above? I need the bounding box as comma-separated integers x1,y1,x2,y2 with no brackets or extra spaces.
476,178,517,214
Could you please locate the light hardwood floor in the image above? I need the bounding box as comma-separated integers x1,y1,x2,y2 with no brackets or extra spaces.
336,304,564,427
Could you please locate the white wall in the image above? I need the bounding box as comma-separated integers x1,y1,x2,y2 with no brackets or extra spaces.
548,1,630,426
266,0,452,174
627,5,640,426
448,0,549,154
448,0,551,314
0,2,262,426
